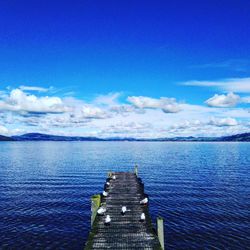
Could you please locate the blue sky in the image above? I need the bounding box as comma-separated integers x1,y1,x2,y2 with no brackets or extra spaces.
0,0,250,137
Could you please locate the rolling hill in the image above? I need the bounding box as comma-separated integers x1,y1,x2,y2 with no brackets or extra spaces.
8,132,250,142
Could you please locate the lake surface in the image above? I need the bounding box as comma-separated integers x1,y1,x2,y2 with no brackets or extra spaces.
0,142,249,249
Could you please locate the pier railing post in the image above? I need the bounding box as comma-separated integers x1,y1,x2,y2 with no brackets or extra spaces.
91,194,101,227
157,217,165,250
134,164,138,176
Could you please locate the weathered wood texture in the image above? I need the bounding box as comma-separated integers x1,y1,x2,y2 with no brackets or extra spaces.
85,172,162,249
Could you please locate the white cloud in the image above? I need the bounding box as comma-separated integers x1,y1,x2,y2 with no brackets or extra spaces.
0,88,111,133
170,120,202,130
63,97,110,119
19,85,52,92
88,100,250,138
241,96,250,103
75,105,109,119
183,77,250,93
127,96,181,113
99,122,153,138
94,92,121,106
0,125,24,136
209,117,238,127
0,89,68,113
0,125,8,135
190,59,250,72
110,104,145,115
0,86,249,138
205,92,240,107
168,117,238,131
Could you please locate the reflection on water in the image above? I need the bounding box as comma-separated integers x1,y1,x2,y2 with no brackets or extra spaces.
0,142,249,249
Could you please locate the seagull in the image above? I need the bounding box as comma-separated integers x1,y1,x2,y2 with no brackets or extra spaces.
121,206,127,215
112,175,116,180
140,212,146,222
105,215,111,225
97,206,106,215
140,197,148,205
103,191,108,197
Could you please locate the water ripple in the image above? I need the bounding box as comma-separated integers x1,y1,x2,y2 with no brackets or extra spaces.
0,141,249,249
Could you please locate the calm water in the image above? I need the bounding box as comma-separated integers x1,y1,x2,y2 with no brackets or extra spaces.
0,142,249,249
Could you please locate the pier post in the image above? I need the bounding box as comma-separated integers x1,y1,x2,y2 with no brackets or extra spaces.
134,164,138,176
91,194,101,227
157,217,165,250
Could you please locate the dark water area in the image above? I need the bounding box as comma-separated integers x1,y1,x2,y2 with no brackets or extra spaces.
0,142,249,249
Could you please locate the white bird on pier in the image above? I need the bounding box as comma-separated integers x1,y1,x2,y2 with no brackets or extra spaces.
140,197,148,205
103,191,108,197
97,206,106,215
121,206,127,215
105,215,111,225
140,212,146,221
112,175,116,180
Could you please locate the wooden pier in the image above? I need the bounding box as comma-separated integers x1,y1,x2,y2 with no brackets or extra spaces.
84,169,164,249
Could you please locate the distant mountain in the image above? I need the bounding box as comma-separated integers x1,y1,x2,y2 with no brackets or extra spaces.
0,135,14,141
155,133,250,142
9,132,250,142
12,133,105,141
220,133,250,142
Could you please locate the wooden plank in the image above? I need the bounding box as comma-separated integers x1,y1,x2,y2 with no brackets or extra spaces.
85,172,162,250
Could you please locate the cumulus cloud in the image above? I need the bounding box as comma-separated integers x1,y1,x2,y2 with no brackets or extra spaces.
168,117,238,131
0,88,110,119
0,88,112,134
205,92,240,107
170,120,202,130
110,104,145,116
183,77,250,93
74,105,109,119
166,117,241,138
24,113,90,128
0,86,249,138
127,96,181,113
208,117,238,127
0,89,68,114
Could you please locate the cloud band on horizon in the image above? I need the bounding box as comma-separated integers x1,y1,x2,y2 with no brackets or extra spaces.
0,85,249,138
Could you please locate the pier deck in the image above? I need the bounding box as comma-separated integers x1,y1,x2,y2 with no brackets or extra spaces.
85,172,162,249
